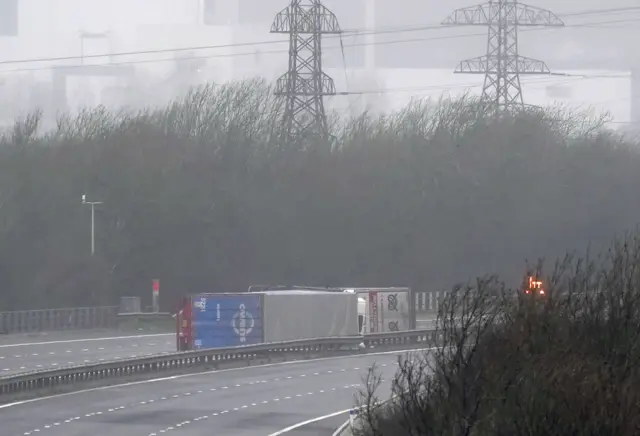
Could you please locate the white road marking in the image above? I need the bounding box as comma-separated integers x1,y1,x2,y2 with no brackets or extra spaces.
267,407,354,435
0,347,433,413
0,333,173,348
146,384,361,436
0,346,154,373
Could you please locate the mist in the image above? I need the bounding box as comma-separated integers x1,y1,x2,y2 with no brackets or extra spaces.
0,0,638,310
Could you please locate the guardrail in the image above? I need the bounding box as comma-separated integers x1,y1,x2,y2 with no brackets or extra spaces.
0,306,119,334
0,290,446,335
0,328,440,401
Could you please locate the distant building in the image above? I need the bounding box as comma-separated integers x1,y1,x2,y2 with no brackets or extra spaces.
0,0,634,126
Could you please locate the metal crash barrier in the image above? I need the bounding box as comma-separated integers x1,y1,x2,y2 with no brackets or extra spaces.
0,306,119,334
0,328,440,399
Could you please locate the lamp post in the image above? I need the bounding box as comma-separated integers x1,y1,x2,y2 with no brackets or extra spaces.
81,194,103,256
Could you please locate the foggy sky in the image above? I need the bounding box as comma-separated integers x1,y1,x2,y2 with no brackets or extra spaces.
240,0,640,69
0,0,636,127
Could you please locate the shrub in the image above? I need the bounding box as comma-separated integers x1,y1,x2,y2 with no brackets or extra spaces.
355,231,640,436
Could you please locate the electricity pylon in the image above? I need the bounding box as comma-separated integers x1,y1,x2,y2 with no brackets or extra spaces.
271,0,340,143
443,0,564,114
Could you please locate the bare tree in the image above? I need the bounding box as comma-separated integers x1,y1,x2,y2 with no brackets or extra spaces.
0,79,638,311
354,231,640,435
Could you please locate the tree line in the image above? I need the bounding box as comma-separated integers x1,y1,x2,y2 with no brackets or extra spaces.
356,231,640,435
0,78,637,311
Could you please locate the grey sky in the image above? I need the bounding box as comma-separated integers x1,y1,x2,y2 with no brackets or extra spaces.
0,0,636,126
237,0,639,69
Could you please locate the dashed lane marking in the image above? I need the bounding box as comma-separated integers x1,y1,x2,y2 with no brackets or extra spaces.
145,384,362,436
0,333,174,348
1,347,433,412
17,365,391,435
0,348,173,373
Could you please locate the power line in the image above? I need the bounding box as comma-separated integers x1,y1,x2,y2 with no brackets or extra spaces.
0,15,637,77
337,75,635,128
0,24,449,67
0,5,636,69
559,6,640,17
340,72,630,97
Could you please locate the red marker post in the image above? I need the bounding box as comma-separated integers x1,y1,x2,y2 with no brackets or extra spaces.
152,279,160,313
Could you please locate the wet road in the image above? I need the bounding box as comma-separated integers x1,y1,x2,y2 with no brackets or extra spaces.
0,350,423,436
0,332,175,376
0,312,436,377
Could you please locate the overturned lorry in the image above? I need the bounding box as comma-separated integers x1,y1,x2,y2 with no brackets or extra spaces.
176,289,360,351
340,287,416,334
176,286,415,351
248,285,416,334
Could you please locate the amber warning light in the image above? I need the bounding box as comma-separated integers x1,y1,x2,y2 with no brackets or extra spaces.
526,276,545,295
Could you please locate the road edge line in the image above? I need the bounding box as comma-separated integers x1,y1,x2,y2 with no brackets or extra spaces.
267,408,353,435
0,333,174,348
0,347,434,410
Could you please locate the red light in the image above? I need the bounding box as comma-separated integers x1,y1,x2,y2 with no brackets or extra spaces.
539,289,545,295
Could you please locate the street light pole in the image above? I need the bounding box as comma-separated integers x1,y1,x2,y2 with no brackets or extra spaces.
81,194,103,256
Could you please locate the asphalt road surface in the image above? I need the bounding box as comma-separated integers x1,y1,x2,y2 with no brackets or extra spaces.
0,350,425,436
0,332,175,376
0,312,436,377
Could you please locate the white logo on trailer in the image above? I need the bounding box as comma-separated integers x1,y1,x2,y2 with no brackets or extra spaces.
193,297,207,311
232,303,255,342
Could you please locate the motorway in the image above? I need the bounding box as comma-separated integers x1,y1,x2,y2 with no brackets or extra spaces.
0,314,436,376
0,350,423,436
0,332,175,376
